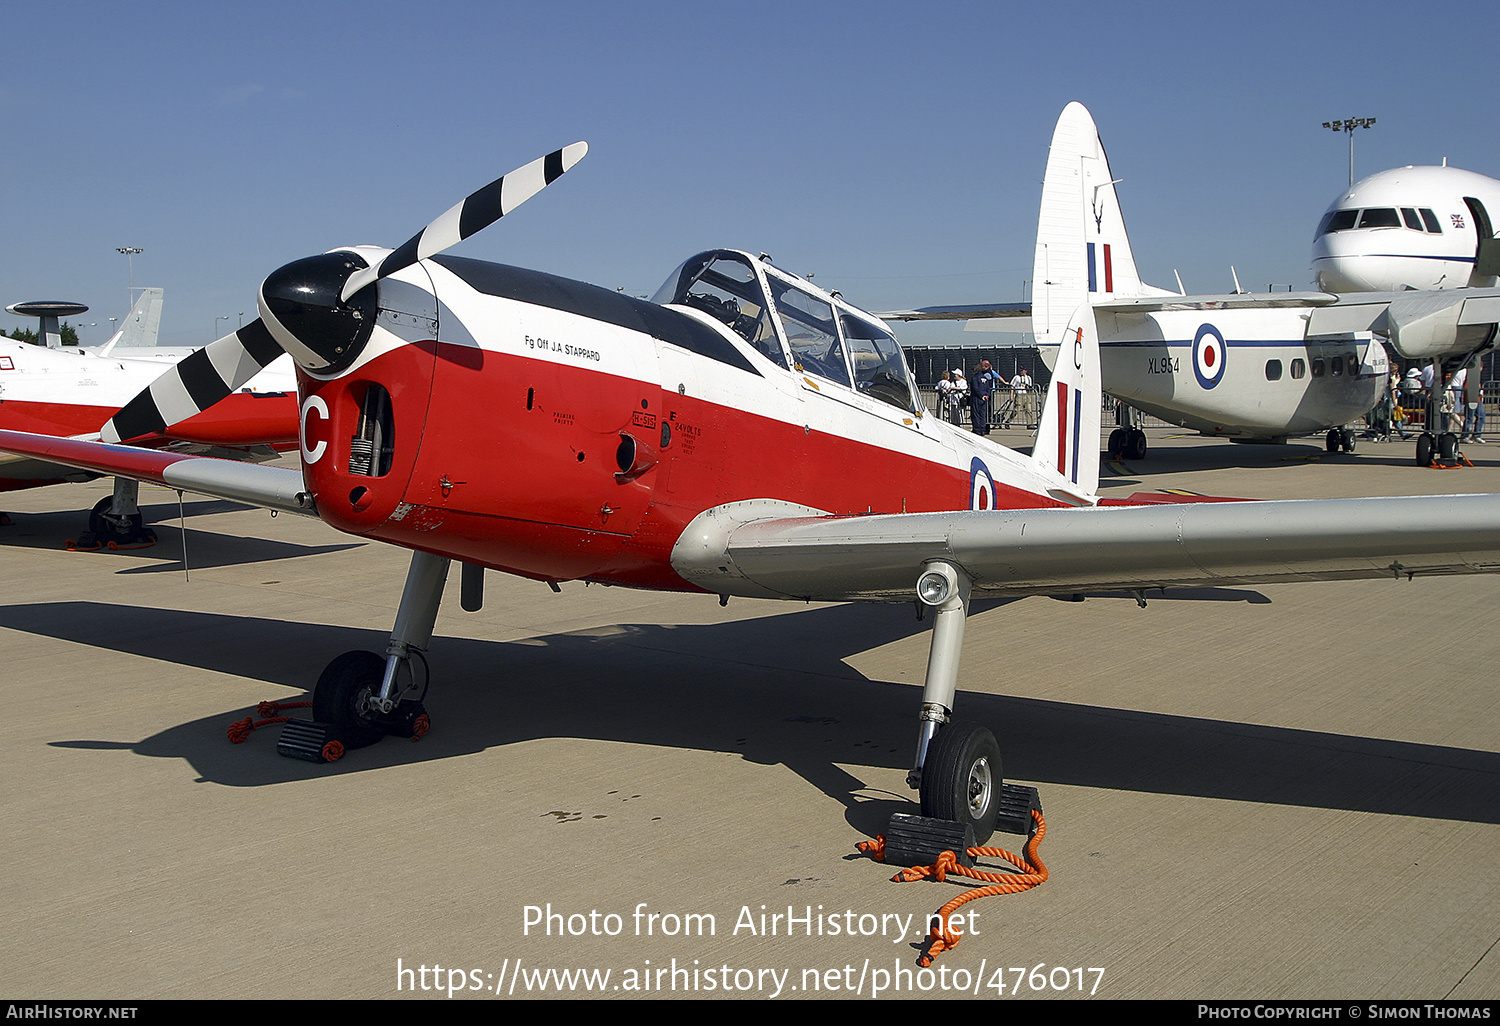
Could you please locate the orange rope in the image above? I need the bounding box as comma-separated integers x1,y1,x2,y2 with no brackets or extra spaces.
226,701,312,743
858,810,1048,966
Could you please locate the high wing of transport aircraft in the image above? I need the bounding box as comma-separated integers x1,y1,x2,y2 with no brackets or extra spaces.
1,288,298,547
884,103,1500,466
5,142,1500,846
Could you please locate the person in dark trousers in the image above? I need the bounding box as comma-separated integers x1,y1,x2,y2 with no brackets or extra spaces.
969,360,1002,435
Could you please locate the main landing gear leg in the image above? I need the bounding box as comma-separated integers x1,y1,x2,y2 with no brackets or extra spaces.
906,561,1002,844
311,550,451,750
72,478,157,550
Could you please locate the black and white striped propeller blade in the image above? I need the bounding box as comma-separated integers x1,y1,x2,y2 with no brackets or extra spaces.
339,141,588,302
100,320,281,444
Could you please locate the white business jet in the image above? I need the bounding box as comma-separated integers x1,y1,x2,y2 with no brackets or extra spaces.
1312,165,1500,293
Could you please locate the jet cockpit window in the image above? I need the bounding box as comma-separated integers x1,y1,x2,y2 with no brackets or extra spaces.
1420,208,1442,233
651,251,787,369
1401,208,1423,231
1321,209,1358,236
1356,207,1401,229
840,313,918,412
766,278,850,387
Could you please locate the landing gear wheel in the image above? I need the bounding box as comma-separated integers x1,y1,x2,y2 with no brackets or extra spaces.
312,650,425,750
1341,427,1356,453
920,721,1002,845
1126,429,1147,461
1326,429,1340,452
79,496,157,548
1416,433,1434,467
1108,428,1126,457
1440,432,1458,462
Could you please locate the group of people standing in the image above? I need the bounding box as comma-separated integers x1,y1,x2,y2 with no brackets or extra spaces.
935,360,1036,435
1371,362,1486,443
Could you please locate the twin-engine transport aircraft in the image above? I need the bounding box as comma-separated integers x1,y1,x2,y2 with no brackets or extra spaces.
886,102,1390,456
1312,165,1500,293
1,288,298,545
4,142,1500,844
887,103,1500,465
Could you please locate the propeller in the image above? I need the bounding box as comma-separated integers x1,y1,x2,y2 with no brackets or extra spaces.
99,142,588,444
338,141,588,303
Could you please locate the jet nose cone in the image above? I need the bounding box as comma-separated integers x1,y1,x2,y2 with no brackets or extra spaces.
258,251,377,373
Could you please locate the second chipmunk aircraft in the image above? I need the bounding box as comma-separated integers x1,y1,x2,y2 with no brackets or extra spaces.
3,141,1500,844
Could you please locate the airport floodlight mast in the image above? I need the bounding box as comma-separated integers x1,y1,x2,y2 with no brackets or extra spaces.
1323,118,1376,186
115,247,143,309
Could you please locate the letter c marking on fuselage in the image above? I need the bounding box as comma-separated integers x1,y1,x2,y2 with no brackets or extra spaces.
300,394,329,464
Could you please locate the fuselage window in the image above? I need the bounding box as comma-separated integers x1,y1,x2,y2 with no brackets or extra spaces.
1347,354,1359,375
1357,207,1401,229
1329,356,1343,377
768,279,850,387
1311,358,1325,377
1420,208,1442,233
1265,359,1282,381
1291,358,1306,379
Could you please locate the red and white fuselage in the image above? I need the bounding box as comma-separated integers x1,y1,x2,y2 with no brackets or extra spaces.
290,248,1083,591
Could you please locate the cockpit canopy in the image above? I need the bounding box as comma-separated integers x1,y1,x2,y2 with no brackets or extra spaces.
1316,206,1443,238
651,250,919,413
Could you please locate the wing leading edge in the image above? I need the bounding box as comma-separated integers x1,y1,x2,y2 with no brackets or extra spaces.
6,429,1498,604
671,495,1500,601
0,430,314,518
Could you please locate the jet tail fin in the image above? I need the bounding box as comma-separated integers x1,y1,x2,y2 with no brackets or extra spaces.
1031,302,1101,504
1033,102,1168,347
97,288,164,355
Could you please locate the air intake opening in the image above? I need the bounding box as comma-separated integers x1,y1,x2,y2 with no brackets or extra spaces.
348,383,394,477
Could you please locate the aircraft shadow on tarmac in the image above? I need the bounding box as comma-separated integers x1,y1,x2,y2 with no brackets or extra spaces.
1095,435,1497,484
0,499,362,570
5,598,1497,834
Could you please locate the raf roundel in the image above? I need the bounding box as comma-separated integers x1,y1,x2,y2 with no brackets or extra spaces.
1192,323,1227,390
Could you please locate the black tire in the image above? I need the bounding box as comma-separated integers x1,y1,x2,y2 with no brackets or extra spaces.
1440,432,1458,461
313,650,392,749
1127,429,1147,461
1107,428,1126,456
1326,429,1340,452
1342,428,1356,453
920,721,1002,845
86,496,155,545
1416,433,1434,467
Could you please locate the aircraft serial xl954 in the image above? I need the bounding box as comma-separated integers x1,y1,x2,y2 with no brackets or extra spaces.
885,103,1500,464
3,142,1500,844
1,288,298,546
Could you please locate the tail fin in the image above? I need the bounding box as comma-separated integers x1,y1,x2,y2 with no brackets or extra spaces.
1033,102,1165,347
97,288,164,355
1031,302,1101,504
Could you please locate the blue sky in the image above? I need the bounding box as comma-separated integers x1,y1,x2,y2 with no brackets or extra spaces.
3,0,1497,347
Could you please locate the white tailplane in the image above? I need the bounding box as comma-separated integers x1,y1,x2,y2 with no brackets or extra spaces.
1031,302,1101,504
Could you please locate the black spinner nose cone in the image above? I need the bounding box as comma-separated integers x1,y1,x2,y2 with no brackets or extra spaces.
260,251,377,373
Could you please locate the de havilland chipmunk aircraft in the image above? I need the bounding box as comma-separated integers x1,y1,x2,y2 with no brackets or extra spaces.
1,289,298,546
3,142,1500,844
887,103,1500,466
